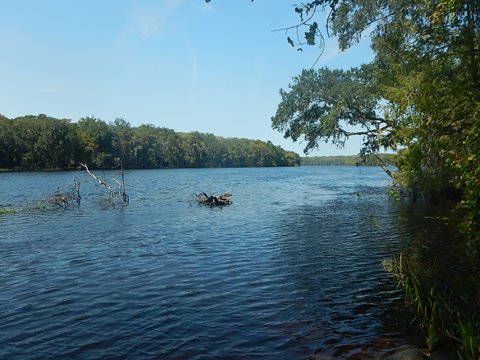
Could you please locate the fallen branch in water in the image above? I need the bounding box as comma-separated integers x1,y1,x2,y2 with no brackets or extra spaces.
79,161,129,206
48,177,81,209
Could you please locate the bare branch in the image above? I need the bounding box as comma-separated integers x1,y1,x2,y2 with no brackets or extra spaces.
271,6,318,34
370,152,393,178
79,162,115,194
79,162,129,206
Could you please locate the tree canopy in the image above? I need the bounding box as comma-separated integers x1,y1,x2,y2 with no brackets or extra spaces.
0,114,300,170
270,0,479,205
271,65,390,154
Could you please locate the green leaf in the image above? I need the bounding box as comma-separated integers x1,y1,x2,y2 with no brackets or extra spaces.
305,30,315,45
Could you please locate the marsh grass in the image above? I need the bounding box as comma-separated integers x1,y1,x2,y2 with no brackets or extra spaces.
447,316,480,360
383,253,480,359
0,208,16,215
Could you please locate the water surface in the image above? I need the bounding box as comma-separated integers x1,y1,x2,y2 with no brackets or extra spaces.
1,167,421,359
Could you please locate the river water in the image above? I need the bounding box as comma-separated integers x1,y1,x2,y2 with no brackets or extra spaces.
0,167,425,359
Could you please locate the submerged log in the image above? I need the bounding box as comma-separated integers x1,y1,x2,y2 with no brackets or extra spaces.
196,192,232,206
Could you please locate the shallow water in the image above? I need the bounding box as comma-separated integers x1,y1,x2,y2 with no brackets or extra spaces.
0,167,422,359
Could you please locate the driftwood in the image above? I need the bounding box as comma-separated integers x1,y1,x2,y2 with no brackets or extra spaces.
48,192,71,208
48,178,81,208
79,162,129,206
196,192,232,206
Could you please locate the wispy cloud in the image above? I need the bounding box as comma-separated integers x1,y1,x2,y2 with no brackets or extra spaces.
115,0,185,76
130,0,184,39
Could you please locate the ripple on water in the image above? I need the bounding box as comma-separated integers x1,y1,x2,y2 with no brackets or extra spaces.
0,167,420,359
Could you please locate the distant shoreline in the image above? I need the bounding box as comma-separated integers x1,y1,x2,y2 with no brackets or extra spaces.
301,154,396,166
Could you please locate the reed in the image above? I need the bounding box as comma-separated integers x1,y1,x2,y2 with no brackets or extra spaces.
0,208,16,215
383,253,479,359
447,316,480,360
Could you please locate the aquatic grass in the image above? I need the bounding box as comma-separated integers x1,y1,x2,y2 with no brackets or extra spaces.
400,263,443,351
447,316,480,360
384,252,480,359
0,208,16,215
387,188,401,201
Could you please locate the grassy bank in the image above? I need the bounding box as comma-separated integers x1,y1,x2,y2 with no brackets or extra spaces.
383,251,480,359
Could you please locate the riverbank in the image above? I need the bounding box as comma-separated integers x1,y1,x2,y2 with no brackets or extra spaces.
383,200,480,359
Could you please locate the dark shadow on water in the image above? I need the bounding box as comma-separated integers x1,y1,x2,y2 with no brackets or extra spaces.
390,199,480,354
272,193,425,358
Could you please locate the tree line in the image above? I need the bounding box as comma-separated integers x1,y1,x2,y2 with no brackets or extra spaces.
301,154,396,166
0,114,300,170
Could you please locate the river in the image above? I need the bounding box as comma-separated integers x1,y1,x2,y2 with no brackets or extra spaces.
0,166,426,359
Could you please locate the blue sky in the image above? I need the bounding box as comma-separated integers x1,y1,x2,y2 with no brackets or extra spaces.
0,0,373,156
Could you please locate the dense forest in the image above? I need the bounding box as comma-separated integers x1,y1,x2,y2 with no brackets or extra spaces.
0,114,300,170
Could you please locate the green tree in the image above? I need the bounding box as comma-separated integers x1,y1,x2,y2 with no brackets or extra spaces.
10,114,79,169
76,117,114,168
111,117,134,167
267,0,479,197
0,113,300,170
130,124,163,168
157,127,182,168
0,115,18,169
271,65,393,155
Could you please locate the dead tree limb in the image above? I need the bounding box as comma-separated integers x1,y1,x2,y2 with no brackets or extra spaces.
79,162,129,206
370,153,393,178
113,159,129,204
47,178,81,209
79,163,114,192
